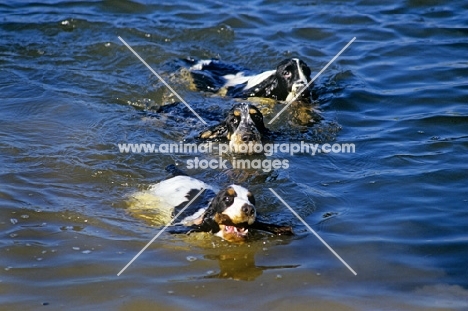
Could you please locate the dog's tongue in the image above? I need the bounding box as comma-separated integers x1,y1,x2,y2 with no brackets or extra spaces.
225,226,248,236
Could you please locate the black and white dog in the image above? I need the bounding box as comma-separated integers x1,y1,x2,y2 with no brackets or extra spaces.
198,102,268,153
187,58,312,102
129,166,293,242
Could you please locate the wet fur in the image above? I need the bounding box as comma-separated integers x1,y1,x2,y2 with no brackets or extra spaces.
186,58,312,102
198,102,268,153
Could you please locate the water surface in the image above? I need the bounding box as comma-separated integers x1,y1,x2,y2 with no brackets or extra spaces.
1,0,468,310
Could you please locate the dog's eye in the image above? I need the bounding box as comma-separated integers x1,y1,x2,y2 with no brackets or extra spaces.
251,114,262,124
282,70,291,78
224,196,234,204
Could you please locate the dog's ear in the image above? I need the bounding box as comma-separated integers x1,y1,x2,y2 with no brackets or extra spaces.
192,205,220,233
190,191,224,233
204,192,223,216
169,197,221,234
198,122,230,140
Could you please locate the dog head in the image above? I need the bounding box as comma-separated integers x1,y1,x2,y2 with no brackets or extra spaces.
275,58,311,102
197,185,257,242
199,103,266,153
238,58,312,102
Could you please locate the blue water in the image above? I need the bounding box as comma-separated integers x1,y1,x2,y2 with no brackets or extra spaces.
1,1,468,310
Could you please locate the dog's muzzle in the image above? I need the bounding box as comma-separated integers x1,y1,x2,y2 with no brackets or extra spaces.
291,79,310,98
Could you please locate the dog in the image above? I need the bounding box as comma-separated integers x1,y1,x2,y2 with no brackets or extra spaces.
187,58,312,102
130,165,293,242
198,102,268,153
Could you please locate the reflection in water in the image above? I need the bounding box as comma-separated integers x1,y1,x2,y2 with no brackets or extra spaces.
203,250,300,281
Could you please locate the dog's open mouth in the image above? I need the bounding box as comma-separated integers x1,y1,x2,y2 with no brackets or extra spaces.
224,225,249,237
219,225,250,242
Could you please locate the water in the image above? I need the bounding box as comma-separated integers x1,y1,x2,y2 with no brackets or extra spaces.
1,0,468,310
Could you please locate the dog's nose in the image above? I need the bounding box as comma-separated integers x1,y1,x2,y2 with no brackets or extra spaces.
292,81,310,98
241,133,255,142
293,80,307,89
242,204,255,216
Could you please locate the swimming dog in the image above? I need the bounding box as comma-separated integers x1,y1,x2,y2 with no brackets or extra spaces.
130,166,293,242
198,102,268,153
187,58,312,102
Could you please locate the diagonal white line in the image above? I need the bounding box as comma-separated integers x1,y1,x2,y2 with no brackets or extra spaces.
118,36,207,125
117,188,206,276
268,37,356,125
268,188,357,276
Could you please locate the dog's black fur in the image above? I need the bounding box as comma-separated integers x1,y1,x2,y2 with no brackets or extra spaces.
186,58,312,102
198,102,268,152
